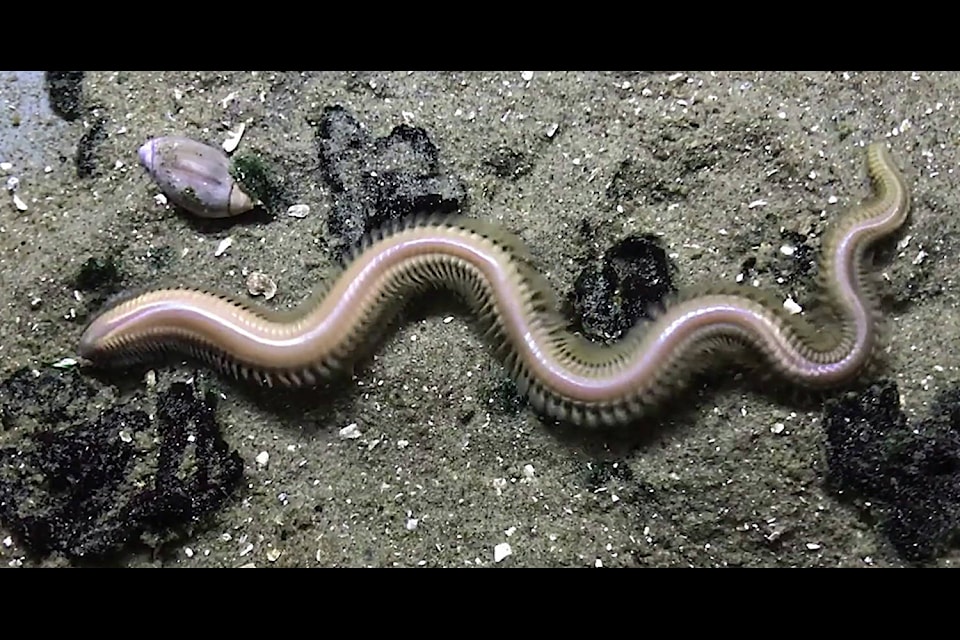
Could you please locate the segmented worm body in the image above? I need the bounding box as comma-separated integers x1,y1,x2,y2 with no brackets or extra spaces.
79,143,910,427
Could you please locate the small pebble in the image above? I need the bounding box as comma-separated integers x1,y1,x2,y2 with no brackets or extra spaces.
0,162,11,172
493,542,512,563
13,194,27,211
521,71,534,82
339,423,362,439
246,271,278,300
286,204,310,218
266,548,281,562
255,451,269,466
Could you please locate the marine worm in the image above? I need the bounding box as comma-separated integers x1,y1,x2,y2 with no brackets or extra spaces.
78,142,910,427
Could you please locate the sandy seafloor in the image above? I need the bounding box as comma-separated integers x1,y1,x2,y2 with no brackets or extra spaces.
0,71,957,568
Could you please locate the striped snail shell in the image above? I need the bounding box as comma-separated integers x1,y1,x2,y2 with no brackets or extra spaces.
137,136,257,218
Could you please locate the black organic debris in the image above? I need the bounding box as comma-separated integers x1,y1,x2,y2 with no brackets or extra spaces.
0,369,243,561
824,380,960,561
76,117,107,179
566,231,677,342
44,71,85,122
309,105,466,257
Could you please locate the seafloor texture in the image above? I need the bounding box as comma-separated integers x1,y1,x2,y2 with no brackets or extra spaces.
0,71,957,567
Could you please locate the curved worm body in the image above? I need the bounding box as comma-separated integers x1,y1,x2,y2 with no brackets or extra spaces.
79,143,910,427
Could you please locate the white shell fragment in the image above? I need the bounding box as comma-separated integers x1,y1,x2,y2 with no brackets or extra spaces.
7,174,25,210
246,271,277,300
783,297,803,315
137,136,257,218
52,357,78,369
493,542,512,563
214,236,233,257
222,122,246,154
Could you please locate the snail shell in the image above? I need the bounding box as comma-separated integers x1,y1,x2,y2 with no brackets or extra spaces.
137,136,257,218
